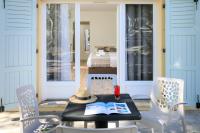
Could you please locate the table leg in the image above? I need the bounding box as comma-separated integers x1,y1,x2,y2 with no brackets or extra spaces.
95,121,108,128
64,121,74,127
84,121,87,128
116,121,119,127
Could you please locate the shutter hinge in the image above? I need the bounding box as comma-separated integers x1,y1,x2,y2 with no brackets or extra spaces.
36,93,39,98
36,3,39,8
162,48,166,53
36,49,39,54
163,4,165,9
3,0,5,8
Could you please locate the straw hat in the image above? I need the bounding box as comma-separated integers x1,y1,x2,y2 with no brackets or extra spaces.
69,87,97,104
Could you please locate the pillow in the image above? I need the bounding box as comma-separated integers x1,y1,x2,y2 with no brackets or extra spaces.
110,47,116,52
104,47,110,52
95,46,104,51
95,46,116,52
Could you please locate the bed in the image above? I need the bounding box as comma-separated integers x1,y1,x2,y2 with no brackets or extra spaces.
87,51,117,74
86,47,117,90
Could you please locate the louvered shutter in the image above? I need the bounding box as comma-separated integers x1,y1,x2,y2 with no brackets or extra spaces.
0,0,5,107
0,0,36,109
166,0,199,105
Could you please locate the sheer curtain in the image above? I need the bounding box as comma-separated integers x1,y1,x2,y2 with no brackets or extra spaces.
126,5,153,81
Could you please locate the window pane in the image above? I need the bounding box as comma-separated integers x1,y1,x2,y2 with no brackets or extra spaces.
126,5,153,81
46,4,75,81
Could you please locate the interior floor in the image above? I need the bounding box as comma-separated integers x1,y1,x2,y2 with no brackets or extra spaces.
79,4,118,89
80,60,88,88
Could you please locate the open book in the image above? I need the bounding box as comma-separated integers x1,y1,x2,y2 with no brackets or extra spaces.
84,102,131,115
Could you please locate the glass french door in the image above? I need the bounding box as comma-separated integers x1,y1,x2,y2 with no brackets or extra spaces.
42,3,80,99
125,4,153,81
119,4,154,95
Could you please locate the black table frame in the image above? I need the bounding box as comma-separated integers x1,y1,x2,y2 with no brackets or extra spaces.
61,94,141,128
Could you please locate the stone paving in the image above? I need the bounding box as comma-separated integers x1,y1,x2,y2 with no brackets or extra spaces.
0,103,200,133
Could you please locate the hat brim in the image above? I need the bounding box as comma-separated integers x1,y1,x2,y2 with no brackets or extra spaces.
69,95,97,104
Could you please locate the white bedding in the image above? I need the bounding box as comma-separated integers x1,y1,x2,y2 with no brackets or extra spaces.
87,52,117,67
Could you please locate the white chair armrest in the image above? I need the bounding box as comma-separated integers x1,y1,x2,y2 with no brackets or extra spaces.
166,102,187,123
20,115,62,124
170,102,187,111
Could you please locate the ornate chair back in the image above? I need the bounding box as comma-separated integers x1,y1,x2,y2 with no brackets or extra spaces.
16,85,40,133
56,125,138,133
151,77,184,114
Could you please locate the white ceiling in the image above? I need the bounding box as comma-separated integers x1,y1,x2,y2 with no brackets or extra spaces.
80,4,117,11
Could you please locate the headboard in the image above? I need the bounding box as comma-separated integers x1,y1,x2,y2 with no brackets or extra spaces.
95,46,116,52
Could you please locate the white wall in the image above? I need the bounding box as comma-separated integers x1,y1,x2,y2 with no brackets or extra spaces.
80,10,117,51
80,24,90,61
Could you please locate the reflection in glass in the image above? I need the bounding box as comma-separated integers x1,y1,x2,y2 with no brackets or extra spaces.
126,5,153,81
46,4,75,81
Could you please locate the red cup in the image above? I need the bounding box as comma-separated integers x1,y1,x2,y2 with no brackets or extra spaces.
114,85,120,100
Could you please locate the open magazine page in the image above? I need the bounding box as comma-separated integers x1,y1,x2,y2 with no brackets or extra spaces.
106,102,118,114
115,103,131,114
84,102,107,115
84,102,131,115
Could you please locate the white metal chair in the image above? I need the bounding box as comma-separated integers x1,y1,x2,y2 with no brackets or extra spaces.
16,85,62,133
56,125,139,133
139,77,186,133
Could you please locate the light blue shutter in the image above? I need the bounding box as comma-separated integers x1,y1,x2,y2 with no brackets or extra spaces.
0,0,5,107
0,0,36,109
166,0,199,105
196,3,200,99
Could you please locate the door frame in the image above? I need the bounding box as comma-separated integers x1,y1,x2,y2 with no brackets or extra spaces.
41,3,80,100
